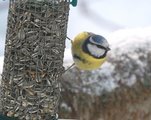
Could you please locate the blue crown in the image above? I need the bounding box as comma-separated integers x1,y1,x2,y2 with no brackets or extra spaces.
91,35,106,44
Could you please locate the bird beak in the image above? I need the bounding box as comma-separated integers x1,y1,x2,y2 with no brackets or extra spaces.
107,47,111,51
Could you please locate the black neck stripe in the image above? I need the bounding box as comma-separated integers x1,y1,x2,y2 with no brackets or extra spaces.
73,54,87,63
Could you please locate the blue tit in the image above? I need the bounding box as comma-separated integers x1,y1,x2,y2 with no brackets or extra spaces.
71,32,110,70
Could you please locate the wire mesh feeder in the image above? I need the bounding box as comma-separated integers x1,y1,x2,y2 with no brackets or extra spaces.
1,0,70,119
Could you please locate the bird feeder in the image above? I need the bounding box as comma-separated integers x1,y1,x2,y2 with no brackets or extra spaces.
0,0,70,119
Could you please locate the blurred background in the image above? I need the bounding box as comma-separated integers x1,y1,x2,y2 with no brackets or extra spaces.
1,0,151,119
67,0,151,40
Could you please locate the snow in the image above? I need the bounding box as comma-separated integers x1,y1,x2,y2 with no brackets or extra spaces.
107,27,151,49
60,102,72,112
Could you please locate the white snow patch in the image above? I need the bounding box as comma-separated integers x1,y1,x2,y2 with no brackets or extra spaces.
60,102,72,112
107,27,151,49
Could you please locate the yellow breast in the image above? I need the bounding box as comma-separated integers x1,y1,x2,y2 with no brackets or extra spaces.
71,32,106,70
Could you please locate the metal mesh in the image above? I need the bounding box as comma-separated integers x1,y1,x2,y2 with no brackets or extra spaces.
1,0,69,119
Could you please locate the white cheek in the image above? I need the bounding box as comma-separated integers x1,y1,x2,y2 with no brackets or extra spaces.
87,44,105,57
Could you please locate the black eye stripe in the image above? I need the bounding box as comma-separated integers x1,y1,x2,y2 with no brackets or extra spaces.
73,54,87,63
90,42,107,50
86,36,108,50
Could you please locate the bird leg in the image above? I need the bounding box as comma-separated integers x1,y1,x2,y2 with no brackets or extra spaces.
64,63,75,72
66,36,73,44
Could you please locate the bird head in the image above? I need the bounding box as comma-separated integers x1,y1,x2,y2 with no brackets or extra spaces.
82,34,110,58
